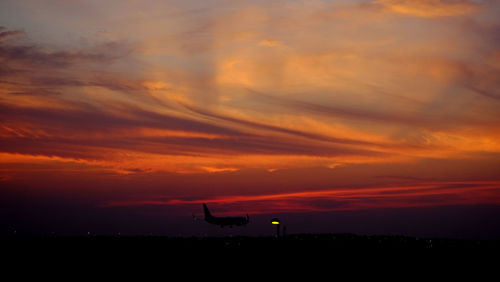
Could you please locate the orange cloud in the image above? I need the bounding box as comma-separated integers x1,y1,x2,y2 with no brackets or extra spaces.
376,0,479,18
258,39,281,47
103,180,500,214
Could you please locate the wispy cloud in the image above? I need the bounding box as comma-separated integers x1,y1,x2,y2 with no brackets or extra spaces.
102,180,500,214
373,0,479,18
0,26,23,39
0,36,130,68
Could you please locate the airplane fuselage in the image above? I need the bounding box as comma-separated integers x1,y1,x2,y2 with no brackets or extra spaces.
205,215,249,227
203,203,249,227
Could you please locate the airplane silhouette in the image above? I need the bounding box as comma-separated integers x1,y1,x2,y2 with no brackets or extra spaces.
203,203,249,228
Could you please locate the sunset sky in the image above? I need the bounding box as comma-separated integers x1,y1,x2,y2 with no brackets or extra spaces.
1,0,500,238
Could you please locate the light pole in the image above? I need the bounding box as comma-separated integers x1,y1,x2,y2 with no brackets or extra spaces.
271,218,280,237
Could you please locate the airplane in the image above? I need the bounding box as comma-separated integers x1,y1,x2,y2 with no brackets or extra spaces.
202,203,249,228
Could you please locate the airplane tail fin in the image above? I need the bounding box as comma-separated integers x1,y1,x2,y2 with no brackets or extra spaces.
203,203,212,219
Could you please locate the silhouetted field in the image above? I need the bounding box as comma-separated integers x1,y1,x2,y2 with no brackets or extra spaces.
3,233,499,252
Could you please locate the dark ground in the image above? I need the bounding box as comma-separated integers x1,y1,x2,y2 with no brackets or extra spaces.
3,234,500,273
3,233,500,251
